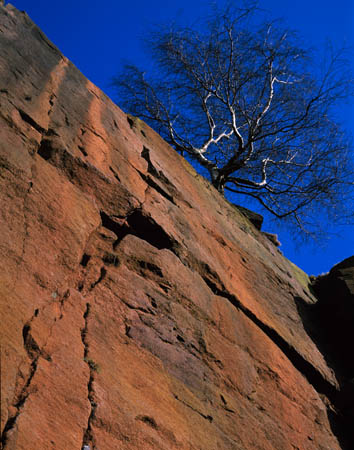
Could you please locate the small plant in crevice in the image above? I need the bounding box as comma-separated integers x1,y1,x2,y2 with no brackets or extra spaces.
84,357,101,373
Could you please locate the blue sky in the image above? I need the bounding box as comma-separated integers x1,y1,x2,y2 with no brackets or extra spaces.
9,0,354,275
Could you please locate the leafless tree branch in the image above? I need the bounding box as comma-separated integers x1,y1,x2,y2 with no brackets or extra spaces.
113,2,354,235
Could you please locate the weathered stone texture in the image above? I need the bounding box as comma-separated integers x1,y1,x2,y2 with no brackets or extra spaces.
0,4,352,449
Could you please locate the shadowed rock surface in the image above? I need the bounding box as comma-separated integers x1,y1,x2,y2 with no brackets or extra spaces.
311,256,354,379
0,4,353,449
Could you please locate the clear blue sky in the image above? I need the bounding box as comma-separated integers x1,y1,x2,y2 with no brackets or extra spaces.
8,0,354,275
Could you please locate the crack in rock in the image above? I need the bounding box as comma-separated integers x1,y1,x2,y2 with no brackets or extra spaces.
18,109,46,134
173,394,213,423
1,285,74,445
81,303,98,450
137,170,175,205
100,209,175,251
135,415,158,429
141,146,172,186
48,93,55,116
13,161,36,290
1,306,42,446
0,356,39,447
90,266,106,290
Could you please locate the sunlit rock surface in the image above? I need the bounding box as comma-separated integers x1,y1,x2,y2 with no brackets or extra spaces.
1,4,353,449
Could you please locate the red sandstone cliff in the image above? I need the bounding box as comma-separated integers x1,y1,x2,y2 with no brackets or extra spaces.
0,4,353,449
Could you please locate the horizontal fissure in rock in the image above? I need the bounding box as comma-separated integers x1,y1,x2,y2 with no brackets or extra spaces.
173,394,213,423
135,415,158,429
100,210,174,251
138,260,163,278
138,170,175,204
18,109,46,134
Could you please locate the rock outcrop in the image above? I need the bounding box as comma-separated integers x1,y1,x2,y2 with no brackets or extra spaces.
310,257,354,440
0,4,353,449
311,256,354,379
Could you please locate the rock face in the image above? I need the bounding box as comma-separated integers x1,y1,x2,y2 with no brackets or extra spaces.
310,257,354,441
311,256,354,379
0,4,353,450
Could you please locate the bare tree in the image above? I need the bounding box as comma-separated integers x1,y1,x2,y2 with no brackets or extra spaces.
113,3,354,234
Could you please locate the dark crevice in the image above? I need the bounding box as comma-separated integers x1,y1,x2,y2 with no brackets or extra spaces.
46,128,59,136
138,170,176,205
78,145,88,156
58,289,71,321
135,415,158,429
22,323,41,359
83,373,97,449
100,210,174,251
120,298,155,315
138,261,163,278
150,298,158,308
100,211,130,243
158,282,172,293
127,210,174,250
48,94,55,116
0,357,39,446
1,416,17,447
1,321,41,446
37,138,54,160
141,147,174,188
173,394,213,423
90,267,106,290
81,303,90,358
80,253,91,267
34,141,115,188
18,109,46,134
109,166,121,182
137,170,175,204
102,252,119,267
141,146,159,178
220,394,235,413
125,323,132,338
81,303,97,449
13,357,39,410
